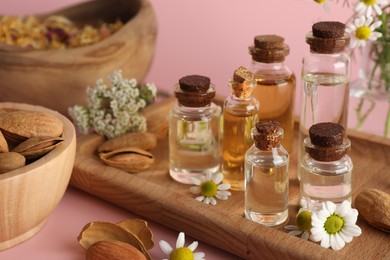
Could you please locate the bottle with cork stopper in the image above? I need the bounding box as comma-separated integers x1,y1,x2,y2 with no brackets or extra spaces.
169,75,221,184
244,120,289,226
248,34,296,154
297,21,351,180
300,122,352,208
222,66,259,191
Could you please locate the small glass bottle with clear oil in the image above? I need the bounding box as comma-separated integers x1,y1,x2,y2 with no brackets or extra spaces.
222,66,259,191
298,21,351,180
300,122,352,208
169,75,221,184
248,35,296,154
245,121,289,226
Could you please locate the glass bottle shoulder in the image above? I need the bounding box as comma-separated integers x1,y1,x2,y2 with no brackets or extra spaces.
170,102,221,121
302,51,351,76
301,154,353,174
250,61,295,84
223,95,259,116
246,145,289,167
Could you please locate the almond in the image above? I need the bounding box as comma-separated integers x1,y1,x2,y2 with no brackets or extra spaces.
86,241,146,260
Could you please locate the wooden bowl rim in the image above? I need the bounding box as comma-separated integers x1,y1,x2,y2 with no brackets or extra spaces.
0,102,76,181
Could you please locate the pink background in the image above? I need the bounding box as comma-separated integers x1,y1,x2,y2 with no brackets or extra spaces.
0,0,387,259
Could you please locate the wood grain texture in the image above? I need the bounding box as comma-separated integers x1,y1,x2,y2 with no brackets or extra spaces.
70,98,390,259
0,102,76,250
0,0,157,116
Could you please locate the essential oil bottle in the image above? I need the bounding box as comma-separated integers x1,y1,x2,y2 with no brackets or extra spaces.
249,35,296,154
222,66,259,191
300,122,352,208
169,75,221,184
245,121,289,226
298,21,351,180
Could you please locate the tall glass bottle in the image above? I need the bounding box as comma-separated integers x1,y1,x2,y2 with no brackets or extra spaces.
298,21,351,180
222,66,259,191
300,122,352,208
245,121,289,226
169,75,221,184
249,35,296,153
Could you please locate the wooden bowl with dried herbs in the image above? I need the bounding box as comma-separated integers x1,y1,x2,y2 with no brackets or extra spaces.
0,0,157,116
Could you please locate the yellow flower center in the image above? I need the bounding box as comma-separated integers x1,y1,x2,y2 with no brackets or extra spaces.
200,180,217,197
355,26,371,40
324,214,344,234
315,0,327,4
295,211,312,232
361,0,377,6
170,247,194,260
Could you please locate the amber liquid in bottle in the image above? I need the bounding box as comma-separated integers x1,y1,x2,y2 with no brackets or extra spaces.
222,105,258,190
252,74,296,153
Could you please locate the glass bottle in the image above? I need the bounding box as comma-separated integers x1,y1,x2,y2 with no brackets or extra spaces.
249,35,296,154
245,121,289,226
298,21,351,180
169,75,221,184
222,67,259,191
300,122,352,208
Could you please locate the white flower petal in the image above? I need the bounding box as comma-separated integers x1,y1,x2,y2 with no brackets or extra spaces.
176,232,185,248
342,225,362,237
355,2,365,13
366,6,373,17
284,225,298,230
366,15,374,26
159,240,173,255
301,231,310,240
320,234,331,248
190,186,201,194
331,233,346,251
289,230,303,236
194,252,206,260
324,201,336,214
374,4,382,15
335,200,350,216
317,209,330,222
217,183,231,191
210,197,217,205
371,20,382,30
213,173,223,184
196,196,205,202
188,241,198,251
190,177,202,186
215,194,228,200
310,229,327,242
216,190,231,196
204,197,211,205
339,230,353,243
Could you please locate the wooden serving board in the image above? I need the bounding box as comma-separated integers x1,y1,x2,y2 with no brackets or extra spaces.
70,99,390,259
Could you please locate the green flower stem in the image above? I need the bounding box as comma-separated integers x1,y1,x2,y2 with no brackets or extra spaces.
355,98,376,130
385,98,390,137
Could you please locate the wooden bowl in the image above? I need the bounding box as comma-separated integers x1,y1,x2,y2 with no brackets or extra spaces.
0,0,157,116
0,102,76,250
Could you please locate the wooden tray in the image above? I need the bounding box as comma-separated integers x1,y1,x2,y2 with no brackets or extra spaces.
70,99,390,259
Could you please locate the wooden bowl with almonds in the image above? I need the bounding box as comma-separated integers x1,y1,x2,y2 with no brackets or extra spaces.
0,102,76,250
0,0,157,116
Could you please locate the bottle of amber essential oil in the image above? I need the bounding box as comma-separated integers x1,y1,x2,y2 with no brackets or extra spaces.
245,121,289,226
298,21,351,180
169,75,221,184
300,122,352,208
222,66,259,191
249,35,296,154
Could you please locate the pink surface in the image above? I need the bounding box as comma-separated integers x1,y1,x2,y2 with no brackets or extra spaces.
0,0,387,259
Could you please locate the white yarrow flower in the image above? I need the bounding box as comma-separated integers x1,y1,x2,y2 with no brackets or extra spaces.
189,173,231,205
346,15,382,48
159,232,205,260
355,0,388,16
310,201,362,250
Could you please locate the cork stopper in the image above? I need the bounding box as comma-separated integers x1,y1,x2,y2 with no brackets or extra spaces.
306,21,350,54
304,122,350,162
252,121,283,151
230,66,256,98
249,34,289,63
175,75,215,107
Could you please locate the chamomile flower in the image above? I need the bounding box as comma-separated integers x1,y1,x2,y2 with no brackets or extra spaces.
159,232,205,260
285,208,313,240
189,173,231,205
310,201,362,251
346,15,382,48
355,0,388,16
